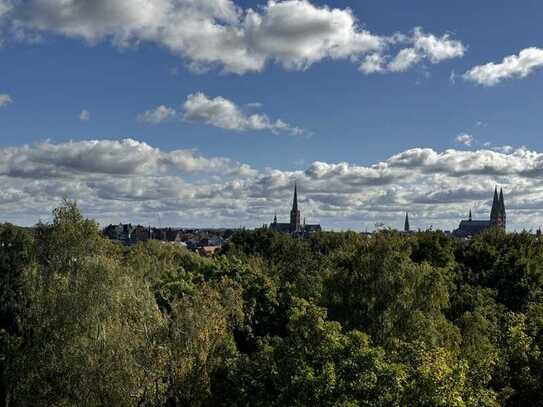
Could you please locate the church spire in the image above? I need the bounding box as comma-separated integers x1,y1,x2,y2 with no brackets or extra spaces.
292,182,298,212
290,182,301,233
490,186,499,224
404,212,410,233
469,209,472,221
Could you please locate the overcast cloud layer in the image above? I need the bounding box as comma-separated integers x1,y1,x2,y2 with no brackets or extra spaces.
1,0,465,74
1,138,543,231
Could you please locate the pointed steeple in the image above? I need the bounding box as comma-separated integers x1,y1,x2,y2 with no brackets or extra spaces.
490,186,499,224
290,182,301,233
273,212,277,224
469,209,472,222
404,212,410,233
292,182,298,212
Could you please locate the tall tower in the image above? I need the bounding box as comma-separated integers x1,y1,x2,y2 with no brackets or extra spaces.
404,212,410,233
290,183,301,233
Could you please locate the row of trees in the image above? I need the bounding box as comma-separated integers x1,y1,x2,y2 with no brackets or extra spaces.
1,202,542,406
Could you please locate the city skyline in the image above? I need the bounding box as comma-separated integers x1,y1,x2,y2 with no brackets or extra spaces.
1,1,543,231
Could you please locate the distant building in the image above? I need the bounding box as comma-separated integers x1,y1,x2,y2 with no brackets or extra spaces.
270,183,322,236
453,187,506,238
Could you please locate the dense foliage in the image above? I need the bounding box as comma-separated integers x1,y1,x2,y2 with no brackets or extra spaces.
1,202,542,406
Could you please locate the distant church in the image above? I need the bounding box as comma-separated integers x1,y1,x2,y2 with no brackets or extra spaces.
270,183,322,235
453,187,506,238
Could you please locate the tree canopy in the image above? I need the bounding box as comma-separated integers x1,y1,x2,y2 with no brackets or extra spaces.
1,203,542,406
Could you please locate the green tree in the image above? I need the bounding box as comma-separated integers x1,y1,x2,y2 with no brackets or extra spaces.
34,200,115,275
223,298,406,406
162,278,243,406
0,224,35,405
15,256,168,406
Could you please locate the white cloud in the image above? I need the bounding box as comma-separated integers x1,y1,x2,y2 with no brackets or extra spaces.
388,48,420,72
0,138,251,178
243,0,383,71
138,105,176,124
183,92,305,135
79,109,90,121
2,1,464,75
384,147,543,177
464,47,543,86
0,93,12,107
361,27,465,75
455,133,474,147
359,53,385,74
412,28,465,63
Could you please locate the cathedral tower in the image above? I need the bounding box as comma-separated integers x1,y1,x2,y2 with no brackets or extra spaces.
490,186,506,230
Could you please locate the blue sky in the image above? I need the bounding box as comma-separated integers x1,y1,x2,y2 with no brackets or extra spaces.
1,0,543,230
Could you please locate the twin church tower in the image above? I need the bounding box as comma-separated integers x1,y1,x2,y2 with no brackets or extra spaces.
453,187,506,237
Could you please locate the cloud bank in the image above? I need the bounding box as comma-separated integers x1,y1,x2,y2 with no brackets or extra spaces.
2,138,543,231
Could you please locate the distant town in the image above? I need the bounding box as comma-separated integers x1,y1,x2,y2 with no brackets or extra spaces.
100,184,533,257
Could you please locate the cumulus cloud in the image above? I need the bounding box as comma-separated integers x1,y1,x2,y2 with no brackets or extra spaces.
412,28,465,63
0,138,252,179
0,93,12,107
455,133,474,147
1,0,464,75
79,109,90,121
464,47,543,86
183,92,305,135
138,105,176,124
2,138,543,231
384,147,543,177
